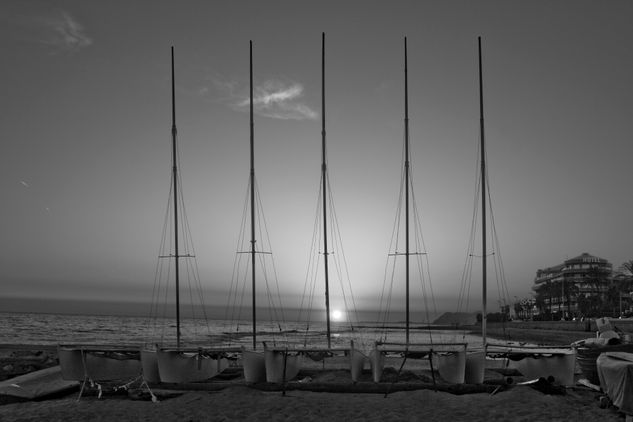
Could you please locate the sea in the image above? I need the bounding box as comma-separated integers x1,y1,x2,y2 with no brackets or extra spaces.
0,312,485,351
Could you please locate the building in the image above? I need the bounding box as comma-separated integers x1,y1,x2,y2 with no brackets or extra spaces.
514,298,537,320
532,252,613,319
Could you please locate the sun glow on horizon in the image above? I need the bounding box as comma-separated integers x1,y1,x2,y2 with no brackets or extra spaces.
331,309,344,321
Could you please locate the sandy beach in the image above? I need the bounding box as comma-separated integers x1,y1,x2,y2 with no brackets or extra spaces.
0,345,627,422
2,321,632,421
0,381,623,422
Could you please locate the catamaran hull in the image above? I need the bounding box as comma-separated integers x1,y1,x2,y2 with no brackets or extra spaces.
264,349,302,383
350,349,368,382
58,347,142,381
436,349,466,384
507,351,577,386
156,349,229,383
140,349,160,383
58,348,85,381
464,350,486,384
242,349,266,383
369,350,385,383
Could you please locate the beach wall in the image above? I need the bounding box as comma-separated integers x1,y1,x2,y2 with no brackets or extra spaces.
500,319,633,334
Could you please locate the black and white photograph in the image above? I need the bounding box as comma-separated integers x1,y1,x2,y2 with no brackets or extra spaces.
1,1,632,420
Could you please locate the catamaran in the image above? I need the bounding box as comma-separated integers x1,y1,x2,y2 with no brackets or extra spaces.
223,41,300,383
139,47,229,384
370,37,467,385
57,344,142,397
262,33,367,383
459,37,576,386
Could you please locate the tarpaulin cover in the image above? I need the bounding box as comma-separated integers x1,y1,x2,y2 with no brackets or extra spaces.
597,352,633,415
0,366,78,400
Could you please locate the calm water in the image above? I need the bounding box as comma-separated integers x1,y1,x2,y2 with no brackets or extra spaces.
0,312,484,351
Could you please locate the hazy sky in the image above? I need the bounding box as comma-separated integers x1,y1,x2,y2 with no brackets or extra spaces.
2,0,632,317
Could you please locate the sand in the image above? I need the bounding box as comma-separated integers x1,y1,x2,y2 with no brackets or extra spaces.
1,324,630,422
0,383,624,422
0,348,627,422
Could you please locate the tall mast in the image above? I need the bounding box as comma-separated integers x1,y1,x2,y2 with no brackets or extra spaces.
478,37,487,347
250,41,257,350
321,32,332,349
404,37,411,346
170,46,181,349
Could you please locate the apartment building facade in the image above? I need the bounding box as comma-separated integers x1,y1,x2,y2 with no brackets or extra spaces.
532,252,613,318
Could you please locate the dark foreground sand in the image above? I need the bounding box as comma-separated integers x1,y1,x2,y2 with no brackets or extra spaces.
0,383,624,422
1,322,630,422
0,348,626,422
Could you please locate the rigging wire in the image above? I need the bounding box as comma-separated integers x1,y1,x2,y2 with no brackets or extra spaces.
225,179,251,334
377,120,436,344
297,178,324,334
298,160,365,348
326,175,363,332
146,133,213,347
455,131,512,341
226,174,290,347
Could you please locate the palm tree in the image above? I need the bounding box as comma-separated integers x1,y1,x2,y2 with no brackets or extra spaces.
586,265,608,316
550,280,563,317
564,280,579,318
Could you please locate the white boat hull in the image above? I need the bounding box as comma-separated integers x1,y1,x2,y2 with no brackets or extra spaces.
156,349,229,383
369,349,385,383
507,350,577,386
435,349,466,384
242,349,266,383
140,349,160,383
464,350,486,384
350,349,368,382
264,348,302,383
58,346,142,382
58,348,85,381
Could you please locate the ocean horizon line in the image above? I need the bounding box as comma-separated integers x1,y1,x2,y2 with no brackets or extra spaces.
0,296,452,324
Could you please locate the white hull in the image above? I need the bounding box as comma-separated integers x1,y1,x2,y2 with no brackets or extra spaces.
464,350,486,384
435,349,466,384
140,349,160,383
242,349,266,383
156,349,229,383
264,348,302,383
350,349,368,382
370,343,467,384
58,348,85,381
58,346,141,382
369,349,385,383
505,349,577,386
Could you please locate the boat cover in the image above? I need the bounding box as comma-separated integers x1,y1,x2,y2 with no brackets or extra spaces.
0,366,79,401
597,351,633,415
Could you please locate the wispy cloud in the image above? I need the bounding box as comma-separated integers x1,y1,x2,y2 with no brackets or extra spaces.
213,78,318,120
40,11,92,54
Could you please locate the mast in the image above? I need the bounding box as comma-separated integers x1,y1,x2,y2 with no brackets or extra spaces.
478,37,487,347
171,46,181,349
250,41,257,350
321,32,332,349
403,37,411,346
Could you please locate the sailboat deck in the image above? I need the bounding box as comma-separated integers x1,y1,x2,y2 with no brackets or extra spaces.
157,346,242,353
58,344,141,354
486,343,575,356
375,342,467,354
262,346,351,355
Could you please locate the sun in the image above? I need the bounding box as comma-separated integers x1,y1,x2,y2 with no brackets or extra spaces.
331,309,344,321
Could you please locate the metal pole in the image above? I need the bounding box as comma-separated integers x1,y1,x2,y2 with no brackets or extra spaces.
321,32,331,349
171,46,181,348
404,37,410,346
250,41,257,349
478,37,487,347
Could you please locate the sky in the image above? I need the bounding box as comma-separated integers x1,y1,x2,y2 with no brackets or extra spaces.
1,0,632,318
